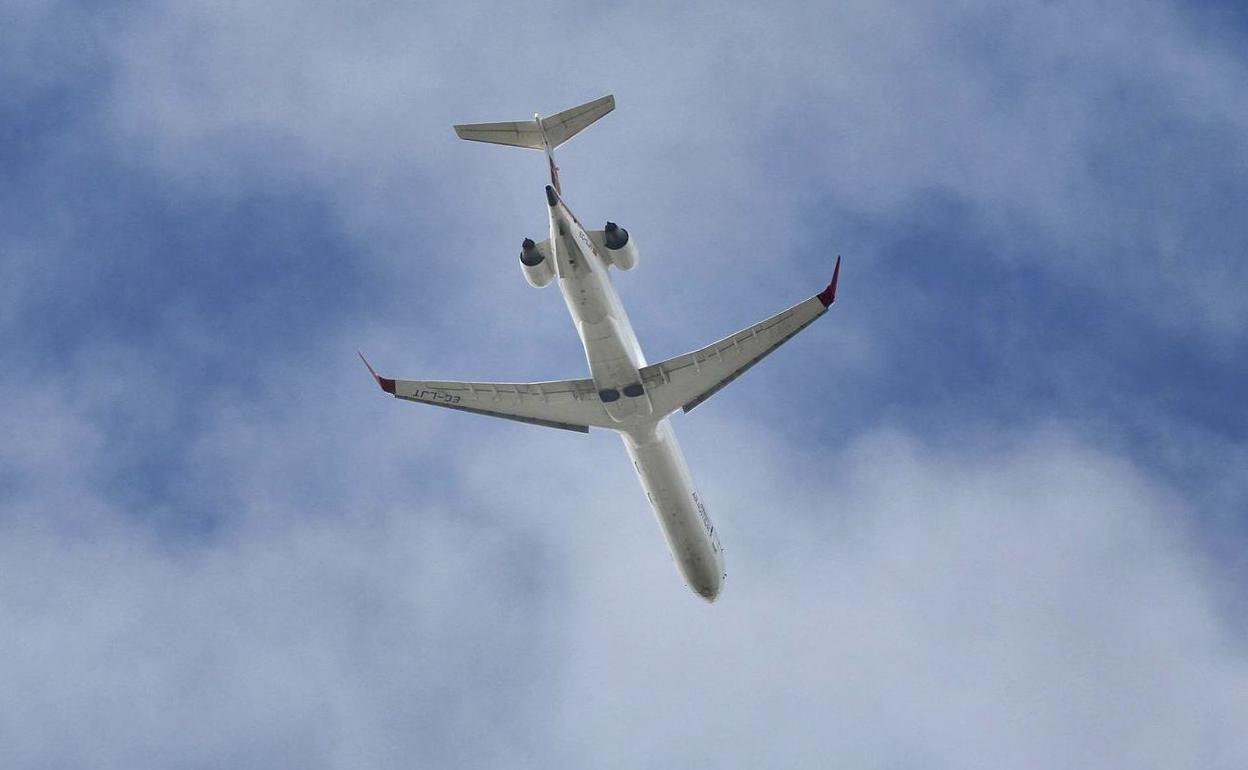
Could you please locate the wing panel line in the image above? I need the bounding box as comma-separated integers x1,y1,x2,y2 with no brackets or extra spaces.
395,395,591,433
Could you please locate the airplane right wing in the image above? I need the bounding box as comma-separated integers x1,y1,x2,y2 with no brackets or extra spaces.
359,354,614,433
639,259,841,416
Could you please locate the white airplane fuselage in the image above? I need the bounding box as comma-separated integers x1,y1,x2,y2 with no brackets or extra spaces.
545,185,725,601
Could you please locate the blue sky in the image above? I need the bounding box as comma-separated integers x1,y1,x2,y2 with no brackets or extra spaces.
3,1,1247,768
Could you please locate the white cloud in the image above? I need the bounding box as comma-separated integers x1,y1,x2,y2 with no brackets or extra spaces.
87,0,1248,341
3,374,1245,768
5,2,1248,768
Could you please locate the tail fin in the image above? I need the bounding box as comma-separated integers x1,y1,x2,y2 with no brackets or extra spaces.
453,94,615,151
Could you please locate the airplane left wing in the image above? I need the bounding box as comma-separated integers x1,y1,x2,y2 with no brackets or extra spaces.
359,354,612,433
639,259,841,416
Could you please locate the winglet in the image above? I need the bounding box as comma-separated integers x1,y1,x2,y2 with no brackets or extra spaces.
357,351,396,394
817,256,841,307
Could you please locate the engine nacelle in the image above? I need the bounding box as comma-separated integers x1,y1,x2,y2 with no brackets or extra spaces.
603,221,638,271
519,237,554,288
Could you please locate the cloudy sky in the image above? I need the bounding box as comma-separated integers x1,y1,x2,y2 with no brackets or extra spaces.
3,1,1248,767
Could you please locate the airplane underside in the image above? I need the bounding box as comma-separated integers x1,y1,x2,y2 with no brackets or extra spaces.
362,95,839,601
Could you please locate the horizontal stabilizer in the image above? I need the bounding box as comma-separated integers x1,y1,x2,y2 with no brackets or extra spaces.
539,94,615,148
453,95,615,151
453,120,545,150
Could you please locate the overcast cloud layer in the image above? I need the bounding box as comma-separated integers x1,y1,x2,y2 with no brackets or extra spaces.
3,1,1247,768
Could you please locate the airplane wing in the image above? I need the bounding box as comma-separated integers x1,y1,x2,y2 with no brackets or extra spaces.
358,354,613,433
640,259,841,416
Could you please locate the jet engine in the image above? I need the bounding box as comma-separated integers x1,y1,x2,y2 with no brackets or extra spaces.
603,221,638,270
520,238,555,288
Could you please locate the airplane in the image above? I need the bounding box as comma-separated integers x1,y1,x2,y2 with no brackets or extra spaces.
361,94,839,602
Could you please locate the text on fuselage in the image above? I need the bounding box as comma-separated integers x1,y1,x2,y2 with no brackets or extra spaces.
692,491,720,551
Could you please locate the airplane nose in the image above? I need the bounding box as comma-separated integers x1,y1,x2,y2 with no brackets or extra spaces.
691,569,722,602
696,584,720,603
686,551,724,602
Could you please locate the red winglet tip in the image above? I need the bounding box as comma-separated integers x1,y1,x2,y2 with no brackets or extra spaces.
358,351,396,394
817,256,841,307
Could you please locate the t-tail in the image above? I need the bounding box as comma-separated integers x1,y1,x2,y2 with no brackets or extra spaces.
453,94,615,195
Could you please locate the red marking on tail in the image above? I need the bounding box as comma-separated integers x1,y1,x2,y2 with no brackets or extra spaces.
548,157,561,195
